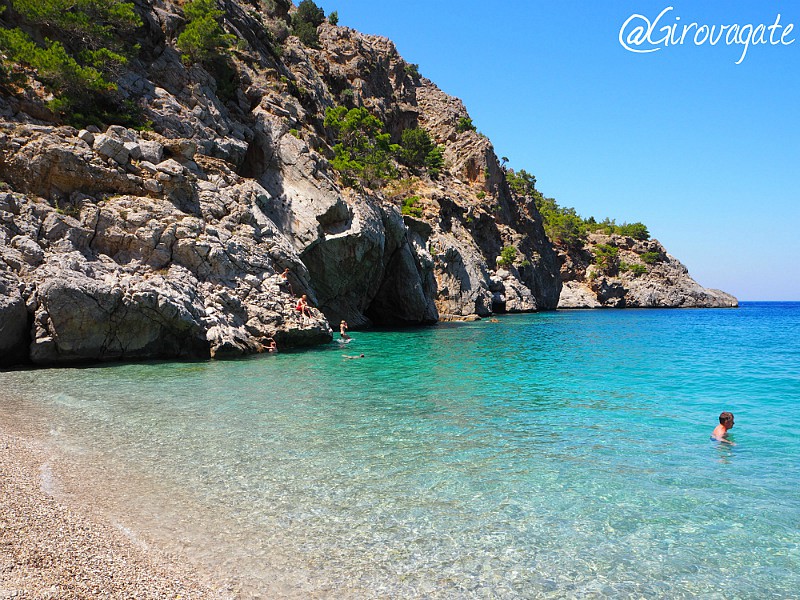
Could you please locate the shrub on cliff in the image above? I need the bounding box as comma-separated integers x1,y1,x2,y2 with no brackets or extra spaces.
324,106,399,188
8,0,140,48
0,0,142,125
292,0,325,48
456,116,476,133
616,222,650,240
587,218,649,240
425,144,444,179
593,243,619,274
641,251,661,264
536,196,587,250
401,195,423,218
399,127,444,178
621,262,647,276
497,245,517,268
506,169,537,197
177,0,236,63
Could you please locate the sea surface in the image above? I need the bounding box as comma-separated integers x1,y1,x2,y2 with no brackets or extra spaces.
1,302,799,599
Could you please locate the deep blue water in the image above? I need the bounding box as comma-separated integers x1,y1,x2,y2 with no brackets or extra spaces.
1,302,798,598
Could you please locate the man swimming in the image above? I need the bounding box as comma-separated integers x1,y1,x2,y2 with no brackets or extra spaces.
711,411,735,445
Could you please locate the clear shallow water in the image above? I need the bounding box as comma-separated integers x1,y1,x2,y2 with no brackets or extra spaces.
1,302,799,598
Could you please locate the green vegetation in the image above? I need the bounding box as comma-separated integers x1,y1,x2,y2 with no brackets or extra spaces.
620,262,648,276
292,0,325,48
536,197,587,249
592,243,619,274
587,217,650,240
177,0,236,63
404,63,419,77
8,0,140,49
324,106,399,188
476,191,486,200
505,167,651,250
617,222,649,240
456,116,476,133
497,245,517,268
328,10,338,26
0,0,143,125
401,195,423,218
399,127,444,178
506,169,536,197
424,144,444,179
640,251,661,264
399,128,433,168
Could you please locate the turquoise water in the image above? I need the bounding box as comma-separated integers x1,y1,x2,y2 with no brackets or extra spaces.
1,302,799,598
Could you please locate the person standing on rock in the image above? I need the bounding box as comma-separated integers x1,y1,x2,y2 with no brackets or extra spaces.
279,268,294,295
296,294,312,319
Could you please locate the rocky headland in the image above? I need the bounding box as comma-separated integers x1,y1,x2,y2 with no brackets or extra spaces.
557,232,738,309
0,0,734,367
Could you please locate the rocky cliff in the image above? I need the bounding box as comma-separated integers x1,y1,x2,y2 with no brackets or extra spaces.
0,0,563,366
0,1,732,367
556,233,738,309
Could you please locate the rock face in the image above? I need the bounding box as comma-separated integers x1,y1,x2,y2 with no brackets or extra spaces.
0,2,730,366
556,233,738,309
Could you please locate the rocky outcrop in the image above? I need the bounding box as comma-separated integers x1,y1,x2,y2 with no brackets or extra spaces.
0,1,729,366
557,233,738,309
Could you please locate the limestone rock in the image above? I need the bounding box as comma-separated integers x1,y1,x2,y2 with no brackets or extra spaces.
558,281,602,309
94,133,130,165
557,234,738,309
0,0,732,368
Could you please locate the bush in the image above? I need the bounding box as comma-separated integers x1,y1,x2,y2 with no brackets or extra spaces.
456,116,476,133
324,105,399,188
401,195,423,218
404,63,419,77
0,28,111,94
328,10,338,25
497,245,517,267
506,168,536,197
593,243,619,274
292,0,324,47
640,251,660,264
617,222,650,240
9,0,141,49
0,0,143,125
399,127,443,178
400,128,433,168
425,144,444,179
621,262,648,276
177,0,236,63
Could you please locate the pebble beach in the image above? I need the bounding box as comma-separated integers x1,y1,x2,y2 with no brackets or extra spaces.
0,430,221,600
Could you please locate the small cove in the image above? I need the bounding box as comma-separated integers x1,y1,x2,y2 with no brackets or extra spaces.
1,303,798,598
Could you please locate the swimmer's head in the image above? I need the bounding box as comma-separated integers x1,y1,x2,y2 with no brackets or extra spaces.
719,411,734,427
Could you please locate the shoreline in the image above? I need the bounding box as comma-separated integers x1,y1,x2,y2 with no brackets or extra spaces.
0,427,226,599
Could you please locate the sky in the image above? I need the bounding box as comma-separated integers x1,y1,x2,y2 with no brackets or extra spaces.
319,1,800,301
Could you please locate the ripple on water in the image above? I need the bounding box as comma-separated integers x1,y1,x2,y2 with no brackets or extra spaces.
0,303,798,598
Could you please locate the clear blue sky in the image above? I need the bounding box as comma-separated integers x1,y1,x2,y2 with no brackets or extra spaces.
321,1,800,301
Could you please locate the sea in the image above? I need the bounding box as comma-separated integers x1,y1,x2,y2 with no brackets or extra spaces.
1,302,798,599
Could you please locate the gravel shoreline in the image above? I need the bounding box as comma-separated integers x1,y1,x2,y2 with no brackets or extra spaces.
0,429,226,599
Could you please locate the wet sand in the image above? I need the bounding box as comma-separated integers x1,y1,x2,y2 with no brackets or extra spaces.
0,429,228,599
